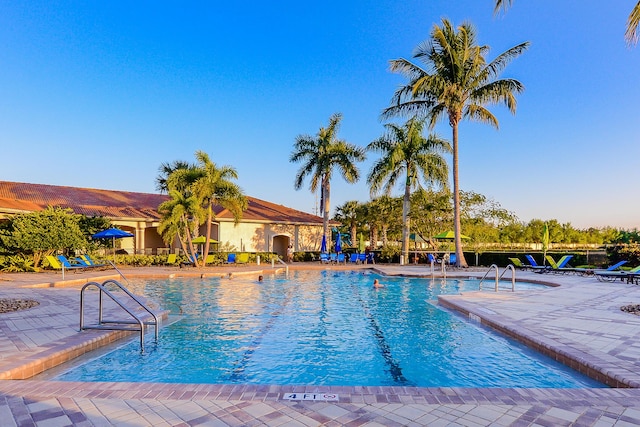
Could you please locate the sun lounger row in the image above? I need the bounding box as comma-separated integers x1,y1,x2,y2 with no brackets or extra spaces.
509,255,639,280
319,253,375,264
46,254,108,272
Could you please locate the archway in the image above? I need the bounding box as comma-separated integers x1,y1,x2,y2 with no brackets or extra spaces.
272,235,291,259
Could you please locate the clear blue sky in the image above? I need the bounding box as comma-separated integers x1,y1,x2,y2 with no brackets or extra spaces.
1,1,638,229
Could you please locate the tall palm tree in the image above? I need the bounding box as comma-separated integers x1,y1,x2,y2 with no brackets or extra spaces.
383,19,528,267
191,151,247,266
494,0,640,45
367,118,450,264
290,113,366,245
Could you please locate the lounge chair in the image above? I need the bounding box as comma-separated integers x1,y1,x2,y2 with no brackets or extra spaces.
329,253,338,264
337,253,345,264
571,260,628,276
224,253,236,264
46,255,83,272
509,257,528,269
164,253,178,266
427,254,437,264
357,254,366,264
595,265,640,282
542,255,575,273
367,252,375,264
81,254,107,267
319,253,329,264
348,253,358,263
236,253,249,264
203,254,219,265
74,257,105,269
449,254,456,265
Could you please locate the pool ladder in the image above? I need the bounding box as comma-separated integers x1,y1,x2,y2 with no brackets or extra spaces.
79,279,160,352
478,264,516,292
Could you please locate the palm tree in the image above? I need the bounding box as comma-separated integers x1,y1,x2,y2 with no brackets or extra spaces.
333,200,363,249
157,188,203,259
155,160,192,193
290,113,366,246
383,19,528,267
367,118,450,264
191,151,247,266
494,0,640,45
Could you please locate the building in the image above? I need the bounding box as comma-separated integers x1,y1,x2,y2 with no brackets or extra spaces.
0,181,325,258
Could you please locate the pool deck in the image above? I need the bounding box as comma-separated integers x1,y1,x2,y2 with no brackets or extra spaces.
2,264,640,426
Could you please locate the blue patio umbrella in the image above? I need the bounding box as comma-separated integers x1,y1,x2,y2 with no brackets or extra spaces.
335,232,342,253
92,228,134,263
320,234,327,253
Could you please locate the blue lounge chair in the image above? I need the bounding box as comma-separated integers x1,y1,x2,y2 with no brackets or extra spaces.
572,260,628,276
329,253,338,264
367,252,375,264
525,255,540,267
595,265,640,282
427,254,437,264
46,255,83,272
337,253,345,263
357,254,366,264
319,253,329,264
57,255,86,270
348,253,358,263
224,253,236,264
449,254,456,265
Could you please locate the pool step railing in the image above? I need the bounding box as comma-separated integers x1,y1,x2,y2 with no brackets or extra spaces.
79,279,160,352
479,264,516,292
272,256,289,276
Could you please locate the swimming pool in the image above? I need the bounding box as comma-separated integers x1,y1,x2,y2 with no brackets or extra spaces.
55,271,602,387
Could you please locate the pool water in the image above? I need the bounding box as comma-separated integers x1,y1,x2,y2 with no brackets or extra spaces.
56,271,602,387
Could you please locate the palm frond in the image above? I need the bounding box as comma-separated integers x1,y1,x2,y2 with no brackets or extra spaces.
626,1,640,45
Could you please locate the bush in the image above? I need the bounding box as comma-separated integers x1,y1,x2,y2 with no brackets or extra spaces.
0,254,36,272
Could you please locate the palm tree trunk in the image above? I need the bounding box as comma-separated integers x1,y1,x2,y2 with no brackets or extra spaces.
202,203,213,267
323,177,330,249
184,224,197,266
350,224,357,249
452,121,468,267
402,182,411,264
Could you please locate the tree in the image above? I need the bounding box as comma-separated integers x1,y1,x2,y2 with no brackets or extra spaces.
290,113,366,245
156,152,247,267
155,160,192,193
367,118,450,264
158,188,203,259
157,163,205,262
0,207,86,268
383,19,528,266
191,151,247,265
494,0,640,46
333,200,363,248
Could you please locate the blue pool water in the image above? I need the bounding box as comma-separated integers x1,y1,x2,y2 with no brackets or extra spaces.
56,271,602,387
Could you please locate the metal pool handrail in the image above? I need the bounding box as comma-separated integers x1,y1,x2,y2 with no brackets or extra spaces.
79,279,159,352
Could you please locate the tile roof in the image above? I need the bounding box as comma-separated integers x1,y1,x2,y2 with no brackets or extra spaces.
0,181,323,225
